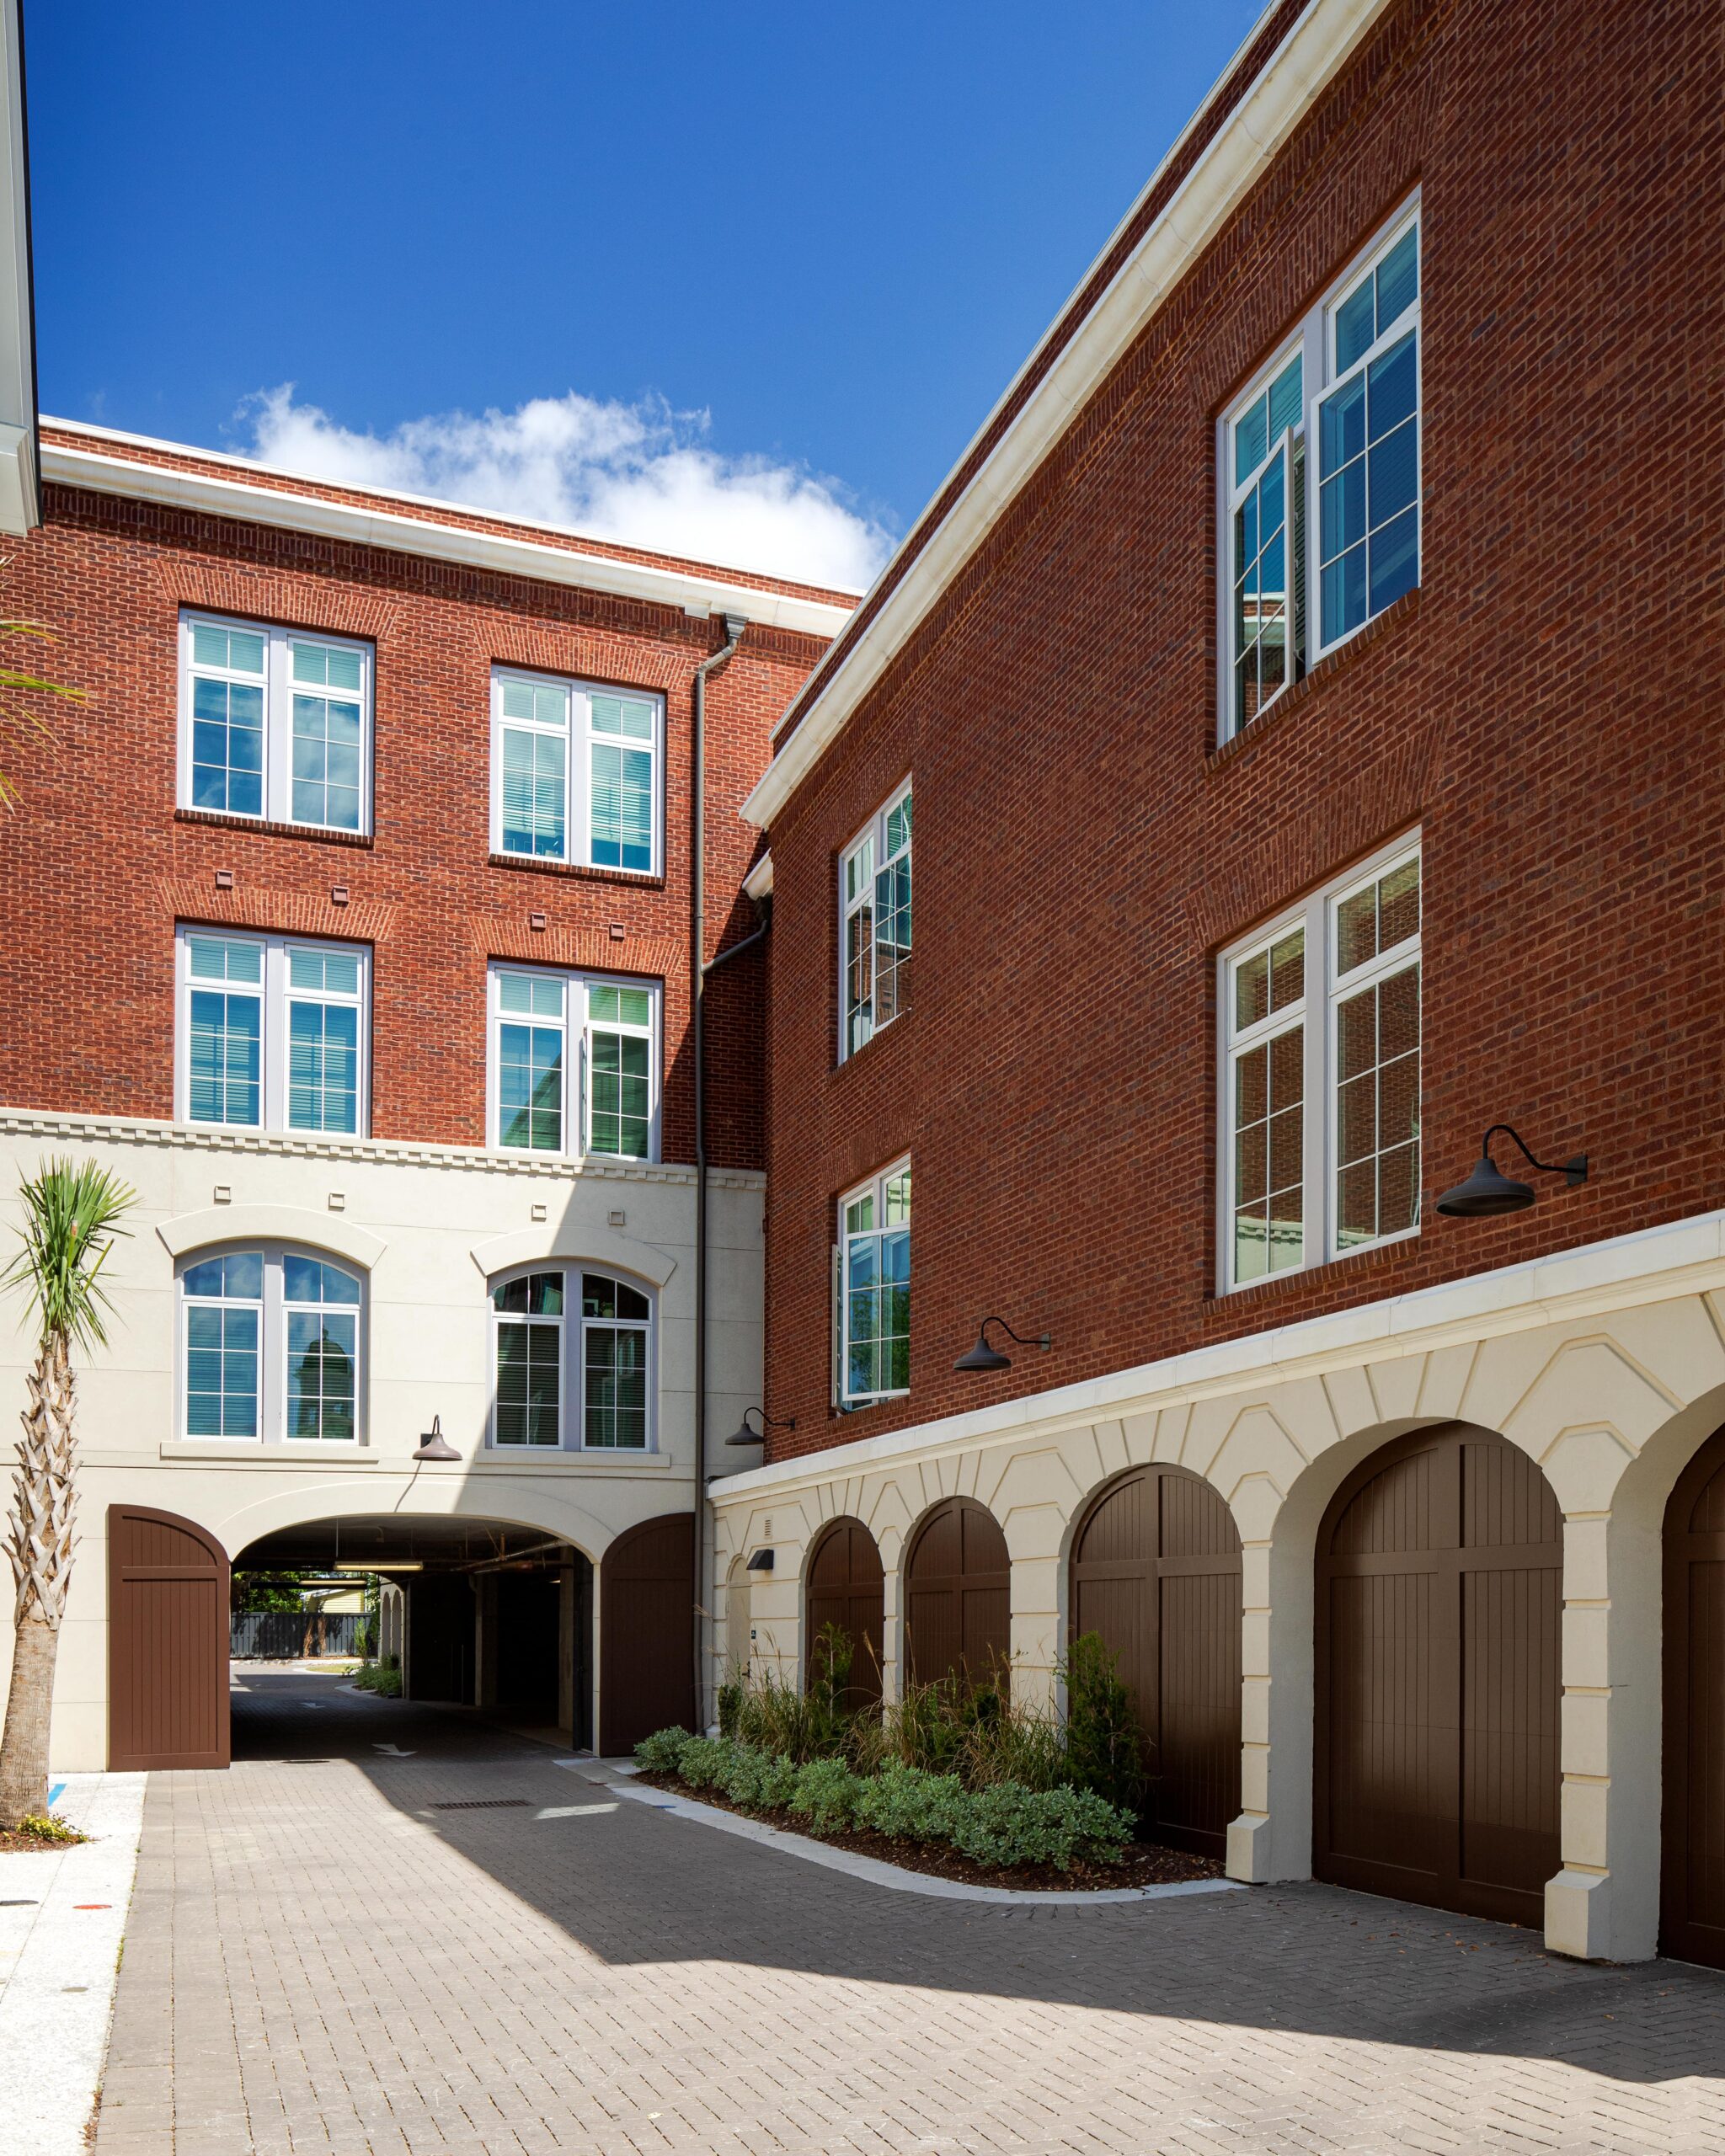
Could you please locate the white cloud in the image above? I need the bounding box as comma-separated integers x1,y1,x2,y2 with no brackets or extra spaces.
239,385,890,593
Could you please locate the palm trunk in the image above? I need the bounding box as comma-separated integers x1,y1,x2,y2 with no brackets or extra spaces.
0,1338,76,1825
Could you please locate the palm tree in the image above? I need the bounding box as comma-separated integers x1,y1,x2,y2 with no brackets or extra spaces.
0,1158,135,1823
0,601,86,809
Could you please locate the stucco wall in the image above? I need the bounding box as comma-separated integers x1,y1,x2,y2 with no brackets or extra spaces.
0,1108,762,1771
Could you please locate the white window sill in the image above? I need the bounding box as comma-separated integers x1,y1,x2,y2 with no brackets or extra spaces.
476,1449,671,1471
158,1440,378,1465
1220,1223,1420,1296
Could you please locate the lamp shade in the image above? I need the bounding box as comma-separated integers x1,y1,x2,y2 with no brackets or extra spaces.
724,1417,763,1448
413,1415,460,1461
1435,1154,1535,1218
953,1331,1013,1374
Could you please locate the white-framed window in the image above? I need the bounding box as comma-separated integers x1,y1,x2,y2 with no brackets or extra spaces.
1219,202,1419,738
489,1266,654,1451
175,927,369,1136
1220,838,1420,1289
179,611,372,834
486,964,660,1161
179,1245,364,1444
835,1160,911,1406
839,781,912,1060
490,668,664,876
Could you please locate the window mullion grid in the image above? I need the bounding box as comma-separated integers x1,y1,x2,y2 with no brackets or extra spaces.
573,691,594,869
1326,916,1420,1262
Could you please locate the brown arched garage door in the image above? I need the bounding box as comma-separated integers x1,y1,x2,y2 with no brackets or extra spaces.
807,1517,885,1706
1070,1465,1242,1857
600,1513,694,1754
1316,1425,1562,1926
1662,1424,1725,1969
904,1498,1009,1687
108,1505,230,1770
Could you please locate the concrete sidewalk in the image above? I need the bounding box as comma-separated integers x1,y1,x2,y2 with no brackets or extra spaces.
0,1769,146,2156
91,1671,1725,2155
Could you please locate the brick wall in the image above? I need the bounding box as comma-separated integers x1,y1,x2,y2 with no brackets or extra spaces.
0,473,833,1166
759,0,1725,1455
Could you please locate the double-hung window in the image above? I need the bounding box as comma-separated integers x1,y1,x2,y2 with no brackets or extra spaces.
488,965,660,1161
839,782,912,1059
179,1246,363,1443
491,669,663,875
1220,840,1421,1288
1220,205,1420,739
179,612,371,833
836,1161,911,1405
177,928,369,1135
489,1267,654,1450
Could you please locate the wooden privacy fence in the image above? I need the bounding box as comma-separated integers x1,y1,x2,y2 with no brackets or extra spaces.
231,1609,370,1659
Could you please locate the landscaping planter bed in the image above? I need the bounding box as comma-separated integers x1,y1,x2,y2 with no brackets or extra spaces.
637,1772,1223,1892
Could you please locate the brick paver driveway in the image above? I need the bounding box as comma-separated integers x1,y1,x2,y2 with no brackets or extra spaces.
92,1670,1724,2156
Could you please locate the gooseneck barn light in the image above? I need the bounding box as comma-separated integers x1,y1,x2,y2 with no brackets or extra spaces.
1436,1124,1589,1219
412,1415,461,1462
724,1406,797,1449
953,1317,1052,1374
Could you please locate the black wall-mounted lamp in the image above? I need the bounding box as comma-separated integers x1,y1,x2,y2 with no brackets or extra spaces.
1436,1124,1589,1219
725,1406,797,1449
413,1414,461,1461
953,1316,1051,1374
745,1547,775,1572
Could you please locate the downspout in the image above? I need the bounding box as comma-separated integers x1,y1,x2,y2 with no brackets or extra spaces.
692,610,746,1728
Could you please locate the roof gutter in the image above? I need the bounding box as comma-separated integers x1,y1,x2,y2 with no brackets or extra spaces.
742,0,1396,830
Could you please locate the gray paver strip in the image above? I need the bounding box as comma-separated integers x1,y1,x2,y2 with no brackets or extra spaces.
90,1670,1725,2155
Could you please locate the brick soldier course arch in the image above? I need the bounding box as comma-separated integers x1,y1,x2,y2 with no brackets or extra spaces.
600,1513,694,1755
1315,1425,1562,1928
1662,1423,1725,1970
1069,1465,1242,1858
805,1517,885,1706
108,1504,231,1771
903,1497,1010,1688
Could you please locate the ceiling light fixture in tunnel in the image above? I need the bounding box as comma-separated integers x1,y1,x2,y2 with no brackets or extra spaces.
334,1561,424,1573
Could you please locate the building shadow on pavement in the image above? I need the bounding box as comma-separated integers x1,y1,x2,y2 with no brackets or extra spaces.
234,1672,1725,2093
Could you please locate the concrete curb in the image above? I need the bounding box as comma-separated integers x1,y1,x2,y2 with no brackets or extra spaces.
0,1770,147,2155
568,1760,1247,1907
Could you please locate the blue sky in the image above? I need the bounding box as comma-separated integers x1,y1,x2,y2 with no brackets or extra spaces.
30,3,1265,586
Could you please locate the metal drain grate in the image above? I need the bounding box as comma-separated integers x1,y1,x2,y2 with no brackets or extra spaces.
430,1799,530,1812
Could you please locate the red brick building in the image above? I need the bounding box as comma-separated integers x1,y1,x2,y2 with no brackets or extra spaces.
713,0,1725,1967
0,415,852,1768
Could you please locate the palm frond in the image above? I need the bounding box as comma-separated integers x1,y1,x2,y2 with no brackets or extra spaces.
0,1157,137,1353
0,606,87,811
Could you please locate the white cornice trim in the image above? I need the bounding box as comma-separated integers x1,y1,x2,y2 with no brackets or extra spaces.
39,432,857,642
743,0,1393,829
0,1105,765,1191
713,1210,1725,1500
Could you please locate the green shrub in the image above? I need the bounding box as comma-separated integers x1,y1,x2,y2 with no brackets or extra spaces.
715,1676,744,1739
1060,1632,1146,1817
851,1761,968,1842
720,1742,799,1811
788,1755,862,1835
948,1782,1134,1871
673,1735,730,1790
633,1726,693,1774
348,1659,403,1698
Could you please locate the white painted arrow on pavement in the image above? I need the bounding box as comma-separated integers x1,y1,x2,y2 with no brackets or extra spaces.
371,1742,416,1757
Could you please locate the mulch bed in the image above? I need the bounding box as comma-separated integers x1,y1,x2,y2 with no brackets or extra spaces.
0,1822,88,1853
634,1773,1224,1892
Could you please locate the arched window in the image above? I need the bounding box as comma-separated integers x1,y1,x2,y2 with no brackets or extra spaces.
179,1245,364,1444
489,1267,654,1452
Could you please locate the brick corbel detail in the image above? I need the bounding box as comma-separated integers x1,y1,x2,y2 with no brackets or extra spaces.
152,558,399,643
468,919,681,979
159,880,398,944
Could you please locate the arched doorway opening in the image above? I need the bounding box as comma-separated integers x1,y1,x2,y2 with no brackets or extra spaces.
1315,1423,1562,1925
806,1518,885,1707
1069,1465,1242,1857
231,1513,596,1756
903,1497,1009,1688
1662,1422,1725,1969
